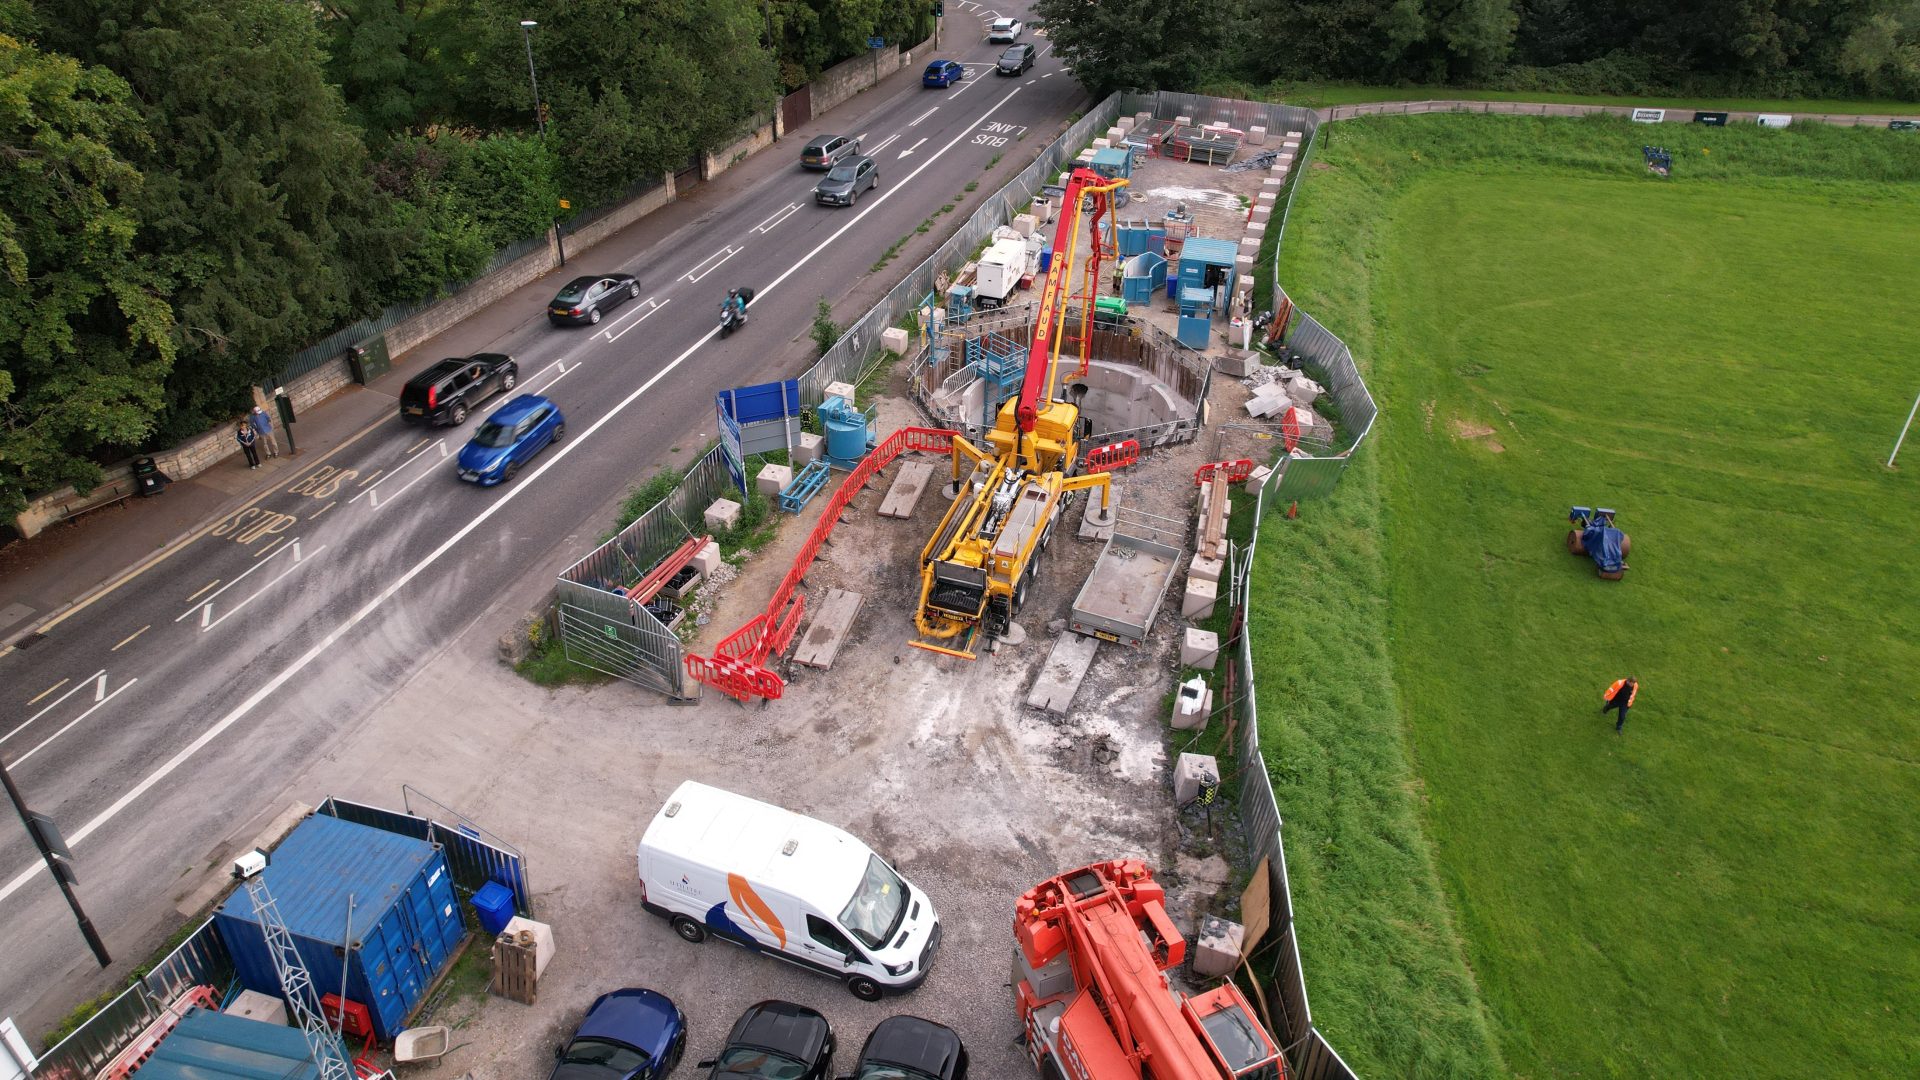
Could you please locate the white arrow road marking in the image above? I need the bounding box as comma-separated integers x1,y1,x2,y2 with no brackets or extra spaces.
0,82,1030,910
680,246,742,284
898,137,928,159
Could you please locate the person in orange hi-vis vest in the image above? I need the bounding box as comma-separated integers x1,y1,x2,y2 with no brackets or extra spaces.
1602,677,1638,733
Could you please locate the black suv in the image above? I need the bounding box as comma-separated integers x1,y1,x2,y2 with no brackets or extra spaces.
997,43,1036,75
399,354,518,426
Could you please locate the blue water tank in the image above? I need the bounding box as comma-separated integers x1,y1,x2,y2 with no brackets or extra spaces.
215,815,465,1041
822,401,866,462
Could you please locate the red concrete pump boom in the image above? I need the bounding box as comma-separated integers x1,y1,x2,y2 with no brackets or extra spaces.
1014,860,1286,1080
1017,167,1124,437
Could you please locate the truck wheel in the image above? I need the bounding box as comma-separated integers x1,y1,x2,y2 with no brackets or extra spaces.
846,975,882,1002
1565,529,1585,556
671,916,707,944
1014,575,1030,612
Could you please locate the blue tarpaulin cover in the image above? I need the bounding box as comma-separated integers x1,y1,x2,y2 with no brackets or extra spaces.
1583,524,1626,572
140,1007,324,1080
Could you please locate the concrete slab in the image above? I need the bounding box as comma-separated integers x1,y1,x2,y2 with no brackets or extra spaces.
1078,482,1120,540
1027,631,1101,714
791,587,864,670
878,460,935,519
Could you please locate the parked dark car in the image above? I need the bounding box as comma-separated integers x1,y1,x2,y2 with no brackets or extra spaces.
801,134,861,170
996,44,1035,76
400,354,517,426
838,1016,967,1080
921,60,964,88
549,273,642,326
549,989,687,1080
455,394,565,485
699,1001,834,1080
815,156,878,207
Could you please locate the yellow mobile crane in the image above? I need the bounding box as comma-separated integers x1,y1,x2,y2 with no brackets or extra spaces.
913,168,1134,654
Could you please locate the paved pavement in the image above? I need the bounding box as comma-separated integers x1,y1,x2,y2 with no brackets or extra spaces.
0,3,1087,1034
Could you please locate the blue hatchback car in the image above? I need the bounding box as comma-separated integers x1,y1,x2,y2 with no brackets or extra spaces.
922,59,965,88
549,988,686,1080
456,394,564,485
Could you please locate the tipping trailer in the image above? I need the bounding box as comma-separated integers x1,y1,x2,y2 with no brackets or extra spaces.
1069,508,1183,645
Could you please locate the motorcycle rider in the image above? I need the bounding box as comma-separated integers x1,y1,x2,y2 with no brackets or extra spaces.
722,286,754,329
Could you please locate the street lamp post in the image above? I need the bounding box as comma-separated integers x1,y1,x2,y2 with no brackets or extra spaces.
519,19,565,265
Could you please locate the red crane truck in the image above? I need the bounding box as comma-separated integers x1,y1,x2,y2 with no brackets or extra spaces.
1014,860,1286,1080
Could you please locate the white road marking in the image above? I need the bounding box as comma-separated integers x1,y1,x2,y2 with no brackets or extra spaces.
27,679,69,707
597,296,664,338
607,299,670,343
898,137,928,159
751,204,803,234
868,132,903,156
365,442,450,510
174,544,293,622
2,669,104,747
0,82,1030,910
203,545,327,631
111,625,150,652
9,678,138,768
908,106,939,127
186,579,221,602
1041,72,1053,79
350,440,446,506
680,245,742,284
255,536,287,559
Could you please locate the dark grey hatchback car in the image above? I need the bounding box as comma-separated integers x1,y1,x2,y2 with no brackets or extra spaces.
997,43,1035,75
814,155,878,207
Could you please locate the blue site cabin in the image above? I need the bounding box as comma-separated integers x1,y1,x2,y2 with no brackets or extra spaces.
1176,237,1238,302
214,814,466,1041
139,1007,324,1080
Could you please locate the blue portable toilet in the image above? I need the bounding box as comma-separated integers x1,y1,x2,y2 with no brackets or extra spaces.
215,815,466,1041
1177,237,1238,309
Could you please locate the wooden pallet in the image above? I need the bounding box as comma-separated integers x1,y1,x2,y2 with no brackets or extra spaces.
491,931,538,1005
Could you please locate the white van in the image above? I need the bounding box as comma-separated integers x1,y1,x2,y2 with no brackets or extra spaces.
636,781,942,1000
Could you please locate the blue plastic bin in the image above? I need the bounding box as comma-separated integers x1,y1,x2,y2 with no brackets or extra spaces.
1039,248,1053,272
471,880,516,935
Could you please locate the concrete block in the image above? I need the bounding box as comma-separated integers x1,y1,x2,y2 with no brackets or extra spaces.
1246,393,1286,419
1182,627,1220,670
1192,915,1245,978
1118,116,1138,134
1134,111,1153,129
1174,114,1193,125
691,541,722,579
824,380,856,405
1092,137,1111,150
1288,130,1304,139
796,431,823,466
1234,253,1255,274
1283,139,1301,150
1238,236,1261,254
1261,177,1284,189
1172,678,1212,731
1182,577,1218,620
1012,213,1038,237
1246,464,1274,496
1198,483,1233,521
1106,126,1125,144
881,326,910,355
756,463,793,499
1248,125,1268,145
704,498,742,532
1173,751,1219,802
1189,554,1223,585
1216,348,1258,378
1245,221,1266,238
1249,204,1272,223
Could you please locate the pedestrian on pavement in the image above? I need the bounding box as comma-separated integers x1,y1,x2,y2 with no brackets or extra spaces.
236,422,260,469
250,405,279,457
1601,676,1638,733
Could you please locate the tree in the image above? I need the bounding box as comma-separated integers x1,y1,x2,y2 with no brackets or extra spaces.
1033,0,1242,96
0,34,173,513
36,0,404,442
318,0,469,136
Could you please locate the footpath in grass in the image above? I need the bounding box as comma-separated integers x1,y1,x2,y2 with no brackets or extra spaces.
1224,80,1920,116
1255,112,1920,1078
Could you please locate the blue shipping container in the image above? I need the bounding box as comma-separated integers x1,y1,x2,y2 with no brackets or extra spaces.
215,814,466,1041
140,1007,323,1080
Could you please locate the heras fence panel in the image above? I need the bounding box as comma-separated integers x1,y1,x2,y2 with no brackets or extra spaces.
317,794,536,919
1296,1030,1362,1080
30,983,155,1080
143,919,234,1005
556,582,685,695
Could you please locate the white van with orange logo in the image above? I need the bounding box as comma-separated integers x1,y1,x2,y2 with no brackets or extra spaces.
636,780,943,1000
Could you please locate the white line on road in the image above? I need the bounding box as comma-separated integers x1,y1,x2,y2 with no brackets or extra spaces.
898,137,928,159
204,545,326,631
112,626,149,652
868,132,903,156
751,204,803,234
1040,72,1053,79
1,669,104,747
607,299,671,344
908,106,939,127
681,246,742,284
173,544,293,622
351,440,446,506
0,82,1030,910
365,442,450,510
10,678,138,768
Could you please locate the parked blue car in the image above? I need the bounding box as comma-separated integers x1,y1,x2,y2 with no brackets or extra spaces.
456,394,565,485
922,59,965,88
549,988,686,1080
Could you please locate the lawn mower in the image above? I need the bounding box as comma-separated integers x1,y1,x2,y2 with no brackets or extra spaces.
1567,506,1631,580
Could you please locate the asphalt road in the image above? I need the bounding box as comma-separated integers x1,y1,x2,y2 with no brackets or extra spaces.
0,6,1085,1030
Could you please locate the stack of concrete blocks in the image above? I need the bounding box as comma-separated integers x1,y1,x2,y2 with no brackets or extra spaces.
1191,915,1246,979
704,497,742,532
1182,627,1219,672
1173,751,1219,804
756,462,793,499
1172,676,1213,732
880,326,910,356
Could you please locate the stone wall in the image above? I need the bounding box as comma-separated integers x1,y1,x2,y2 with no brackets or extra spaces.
812,34,927,118
705,125,776,181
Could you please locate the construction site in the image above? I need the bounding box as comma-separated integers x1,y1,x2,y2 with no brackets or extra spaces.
22,97,1354,1080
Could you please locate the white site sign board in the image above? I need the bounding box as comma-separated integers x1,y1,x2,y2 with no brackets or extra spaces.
1631,108,1666,123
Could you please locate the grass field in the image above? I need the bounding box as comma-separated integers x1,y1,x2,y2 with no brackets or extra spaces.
1224,80,1920,115
1249,114,1920,1078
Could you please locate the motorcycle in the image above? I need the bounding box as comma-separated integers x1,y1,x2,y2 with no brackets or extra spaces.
719,286,755,338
